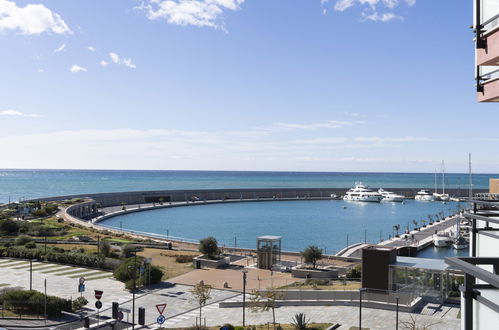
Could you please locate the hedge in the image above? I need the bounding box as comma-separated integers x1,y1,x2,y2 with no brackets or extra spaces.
1,289,71,317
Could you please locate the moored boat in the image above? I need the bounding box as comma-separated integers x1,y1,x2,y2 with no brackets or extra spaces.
415,189,436,201
343,183,383,202
378,188,405,202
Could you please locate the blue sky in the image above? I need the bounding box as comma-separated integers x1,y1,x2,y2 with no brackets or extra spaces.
0,0,498,173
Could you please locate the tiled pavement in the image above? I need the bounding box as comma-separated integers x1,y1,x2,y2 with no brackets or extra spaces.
0,258,461,329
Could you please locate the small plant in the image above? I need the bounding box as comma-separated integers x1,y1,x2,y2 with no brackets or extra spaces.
393,224,400,237
15,235,33,246
25,241,36,249
291,312,309,330
72,296,88,310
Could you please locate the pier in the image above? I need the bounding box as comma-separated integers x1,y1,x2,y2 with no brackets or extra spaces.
337,213,462,258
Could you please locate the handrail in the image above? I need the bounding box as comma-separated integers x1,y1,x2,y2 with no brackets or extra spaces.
481,12,499,29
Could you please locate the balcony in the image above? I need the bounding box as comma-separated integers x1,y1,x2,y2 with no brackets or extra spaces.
474,0,499,101
476,66,499,102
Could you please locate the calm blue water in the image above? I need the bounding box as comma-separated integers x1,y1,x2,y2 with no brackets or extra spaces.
100,199,466,255
0,169,495,203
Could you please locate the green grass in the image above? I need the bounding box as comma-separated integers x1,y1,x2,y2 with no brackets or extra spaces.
0,283,9,287
0,261,30,267
30,264,65,271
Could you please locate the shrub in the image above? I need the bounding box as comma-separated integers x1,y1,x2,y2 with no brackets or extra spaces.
72,296,88,310
221,324,235,330
31,209,48,217
5,247,43,260
346,265,362,279
291,313,309,330
25,242,37,249
15,235,33,246
175,255,194,263
121,244,137,259
199,236,219,258
2,289,71,317
114,257,164,290
0,219,20,235
100,240,111,257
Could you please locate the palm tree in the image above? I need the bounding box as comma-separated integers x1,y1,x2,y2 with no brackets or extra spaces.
393,224,401,237
422,219,427,227
428,214,433,225
412,219,419,230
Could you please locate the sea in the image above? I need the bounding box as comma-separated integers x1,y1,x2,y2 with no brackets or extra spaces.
1,169,491,258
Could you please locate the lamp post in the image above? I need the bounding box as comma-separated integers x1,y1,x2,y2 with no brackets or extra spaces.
128,251,137,330
395,295,400,330
29,259,35,290
242,270,248,327
359,288,366,330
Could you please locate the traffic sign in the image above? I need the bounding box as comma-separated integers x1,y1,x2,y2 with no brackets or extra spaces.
94,290,103,300
79,277,85,284
117,311,124,321
78,284,85,293
95,301,102,309
157,315,165,325
156,303,167,315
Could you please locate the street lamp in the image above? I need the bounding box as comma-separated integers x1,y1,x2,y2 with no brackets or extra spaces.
29,259,37,290
128,251,138,330
395,295,400,330
242,270,248,327
359,288,366,330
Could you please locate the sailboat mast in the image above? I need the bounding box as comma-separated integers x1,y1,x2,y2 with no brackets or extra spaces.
469,152,473,199
442,160,445,195
434,169,438,193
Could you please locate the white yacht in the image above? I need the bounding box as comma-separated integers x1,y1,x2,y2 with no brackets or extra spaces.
433,231,453,247
378,189,405,202
415,189,436,201
343,183,383,202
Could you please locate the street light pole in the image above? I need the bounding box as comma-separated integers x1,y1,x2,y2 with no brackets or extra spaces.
29,259,33,290
359,288,365,330
395,296,400,330
242,270,248,327
132,251,137,330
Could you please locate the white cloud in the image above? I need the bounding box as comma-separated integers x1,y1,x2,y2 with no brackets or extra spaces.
108,52,136,69
0,109,41,118
362,12,403,22
37,68,44,73
100,60,108,67
138,0,245,30
329,0,414,21
70,65,87,73
53,43,66,53
87,46,95,52
0,0,71,35
259,120,362,132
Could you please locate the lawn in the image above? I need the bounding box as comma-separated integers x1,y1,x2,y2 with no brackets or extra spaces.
137,248,199,279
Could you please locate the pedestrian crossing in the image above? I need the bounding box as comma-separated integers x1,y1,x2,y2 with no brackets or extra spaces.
0,258,113,281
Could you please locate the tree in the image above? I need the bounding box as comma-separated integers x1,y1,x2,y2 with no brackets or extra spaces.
421,219,427,227
249,288,283,330
199,236,219,258
301,245,323,269
100,240,111,257
0,219,19,235
428,214,433,224
190,282,212,326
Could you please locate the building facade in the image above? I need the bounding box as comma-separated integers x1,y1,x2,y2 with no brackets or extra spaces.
475,0,499,101
445,200,499,328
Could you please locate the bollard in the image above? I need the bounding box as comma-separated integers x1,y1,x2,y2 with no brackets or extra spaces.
83,316,90,328
112,301,119,319
138,307,145,325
